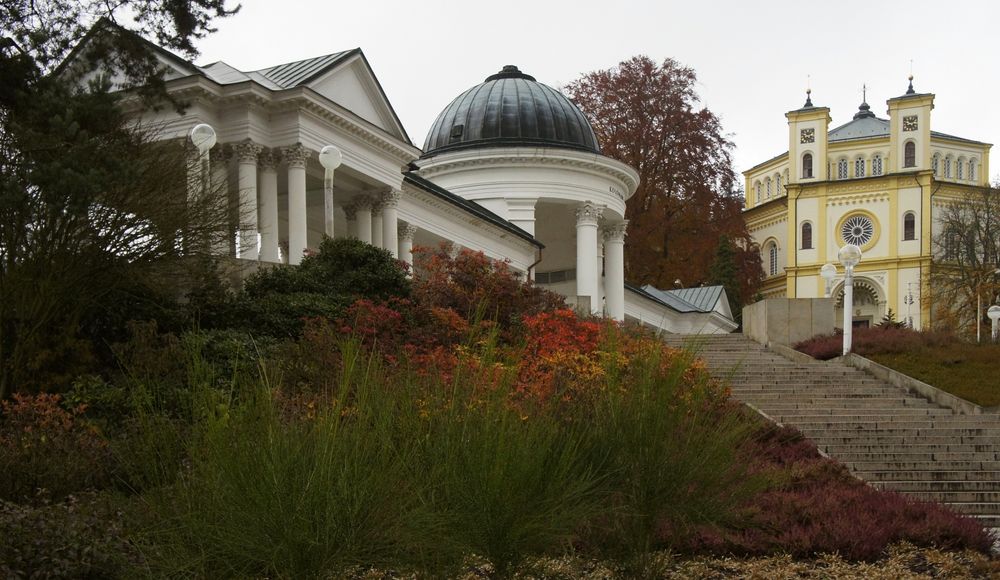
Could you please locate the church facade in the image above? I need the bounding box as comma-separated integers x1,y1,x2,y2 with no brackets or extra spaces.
78,26,737,334
743,80,992,329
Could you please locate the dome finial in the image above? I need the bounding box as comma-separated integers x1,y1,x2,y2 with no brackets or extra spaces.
804,88,813,108
485,65,536,82
906,73,915,95
853,83,875,119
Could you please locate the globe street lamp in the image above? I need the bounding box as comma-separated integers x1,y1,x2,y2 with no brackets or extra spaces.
988,305,1000,343
318,145,343,238
188,123,217,194
838,244,862,356
820,263,837,298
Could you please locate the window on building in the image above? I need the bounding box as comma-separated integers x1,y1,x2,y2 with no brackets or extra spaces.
945,156,952,178
784,168,789,190
755,181,762,204
768,243,778,276
802,153,813,179
854,157,865,178
904,141,916,168
766,178,772,198
957,159,965,180
970,160,977,182
872,154,883,176
932,154,940,177
776,173,782,196
837,158,849,180
801,222,813,249
903,212,916,241
943,227,962,262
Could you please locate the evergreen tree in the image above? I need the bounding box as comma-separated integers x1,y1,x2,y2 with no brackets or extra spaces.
708,235,744,326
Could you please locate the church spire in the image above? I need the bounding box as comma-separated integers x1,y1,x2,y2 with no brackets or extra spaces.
853,84,875,119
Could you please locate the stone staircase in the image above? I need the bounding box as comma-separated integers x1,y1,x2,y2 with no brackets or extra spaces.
663,333,1000,528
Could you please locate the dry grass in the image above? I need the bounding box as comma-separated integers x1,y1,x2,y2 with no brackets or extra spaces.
871,344,1000,408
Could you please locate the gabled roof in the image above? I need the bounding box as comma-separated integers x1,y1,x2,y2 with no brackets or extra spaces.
638,284,728,314
402,172,542,247
255,51,354,88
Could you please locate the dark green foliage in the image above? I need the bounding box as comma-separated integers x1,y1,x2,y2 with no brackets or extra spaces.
877,308,907,329
708,235,744,326
232,237,411,338
0,493,136,578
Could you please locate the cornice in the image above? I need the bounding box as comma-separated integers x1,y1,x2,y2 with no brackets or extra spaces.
417,148,640,197
826,191,890,206
749,214,787,233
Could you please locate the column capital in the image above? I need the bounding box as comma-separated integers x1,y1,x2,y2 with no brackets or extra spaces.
371,202,383,217
602,220,629,243
353,195,374,210
281,143,310,168
258,149,280,172
400,223,418,241
381,188,402,208
575,201,605,226
343,205,358,220
233,139,263,164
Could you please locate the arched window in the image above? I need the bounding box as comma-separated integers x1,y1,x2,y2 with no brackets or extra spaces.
903,212,916,241
768,242,778,276
904,141,916,168
801,222,813,249
854,157,865,178
755,181,762,204
944,156,952,178
766,178,772,198
872,154,883,176
802,153,813,179
837,158,849,180
776,173,782,196
932,153,940,177
969,160,977,182
957,158,965,180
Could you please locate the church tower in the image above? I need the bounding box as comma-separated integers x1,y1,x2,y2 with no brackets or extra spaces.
786,90,831,183
887,76,935,173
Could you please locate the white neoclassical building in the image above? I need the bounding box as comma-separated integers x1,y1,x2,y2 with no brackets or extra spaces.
76,27,736,334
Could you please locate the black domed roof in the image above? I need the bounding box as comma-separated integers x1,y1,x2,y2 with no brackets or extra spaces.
422,65,600,157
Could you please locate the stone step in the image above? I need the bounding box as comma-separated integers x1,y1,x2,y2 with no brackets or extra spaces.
791,420,1000,430
817,436,1000,446
938,502,1000,516
872,480,1000,492
856,470,1000,482
802,428,1000,439
733,387,900,395
835,452,1000,463
912,491,1000,504
741,398,933,408
844,461,1000,472
822,444,1000,455
769,408,952,417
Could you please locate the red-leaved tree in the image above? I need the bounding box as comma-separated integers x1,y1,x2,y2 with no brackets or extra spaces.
566,56,762,298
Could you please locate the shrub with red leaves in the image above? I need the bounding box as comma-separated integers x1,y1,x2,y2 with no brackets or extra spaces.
795,326,957,361
0,394,113,502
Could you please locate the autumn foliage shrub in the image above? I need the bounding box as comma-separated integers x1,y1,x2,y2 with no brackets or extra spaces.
794,326,956,360
0,393,112,502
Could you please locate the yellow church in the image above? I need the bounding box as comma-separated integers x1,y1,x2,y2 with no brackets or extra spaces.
743,78,992,329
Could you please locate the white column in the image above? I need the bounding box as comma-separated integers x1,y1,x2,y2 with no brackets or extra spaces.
371,203,384,250
603,221,628,321
399,223,417,274
233,139,263,260
354,195,373,244
575,201,604,314
283,143,310,265
382,189,401,258
209,145,231,256
257,150,280,263
344,205,358,239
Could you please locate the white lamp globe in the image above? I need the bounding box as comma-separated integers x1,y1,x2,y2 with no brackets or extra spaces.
988,305,1000,322
838,244,862,268
319,145,343,170
189,123,216,154
820,263,837,281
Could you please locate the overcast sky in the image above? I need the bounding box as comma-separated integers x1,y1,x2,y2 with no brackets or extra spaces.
192,0,999,183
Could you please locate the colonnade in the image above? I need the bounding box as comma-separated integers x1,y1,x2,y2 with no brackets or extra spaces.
574,200,627,321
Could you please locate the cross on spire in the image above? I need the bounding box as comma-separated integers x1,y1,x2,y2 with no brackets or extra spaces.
862,84,867,103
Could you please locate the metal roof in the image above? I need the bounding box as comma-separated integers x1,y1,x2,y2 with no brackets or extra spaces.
254,51,353,88
666,286,725,312
422,65,600,157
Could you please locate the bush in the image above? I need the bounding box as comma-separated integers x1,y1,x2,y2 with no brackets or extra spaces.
235,237,411,338
0,493,137,578
794,326,956,360
0,393,113,502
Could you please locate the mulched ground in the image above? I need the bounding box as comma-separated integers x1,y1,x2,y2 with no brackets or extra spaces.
348,542,1000,579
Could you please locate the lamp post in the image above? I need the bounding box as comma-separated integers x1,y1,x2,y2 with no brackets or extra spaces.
976,268,1000,344
988,305,1000,342
838,244,862,356
318,145,343,238
820,263,837,298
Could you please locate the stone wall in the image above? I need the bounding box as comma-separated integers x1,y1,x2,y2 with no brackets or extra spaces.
742,298,834,346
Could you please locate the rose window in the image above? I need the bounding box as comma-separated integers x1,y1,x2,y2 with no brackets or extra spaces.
841,215,874,246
